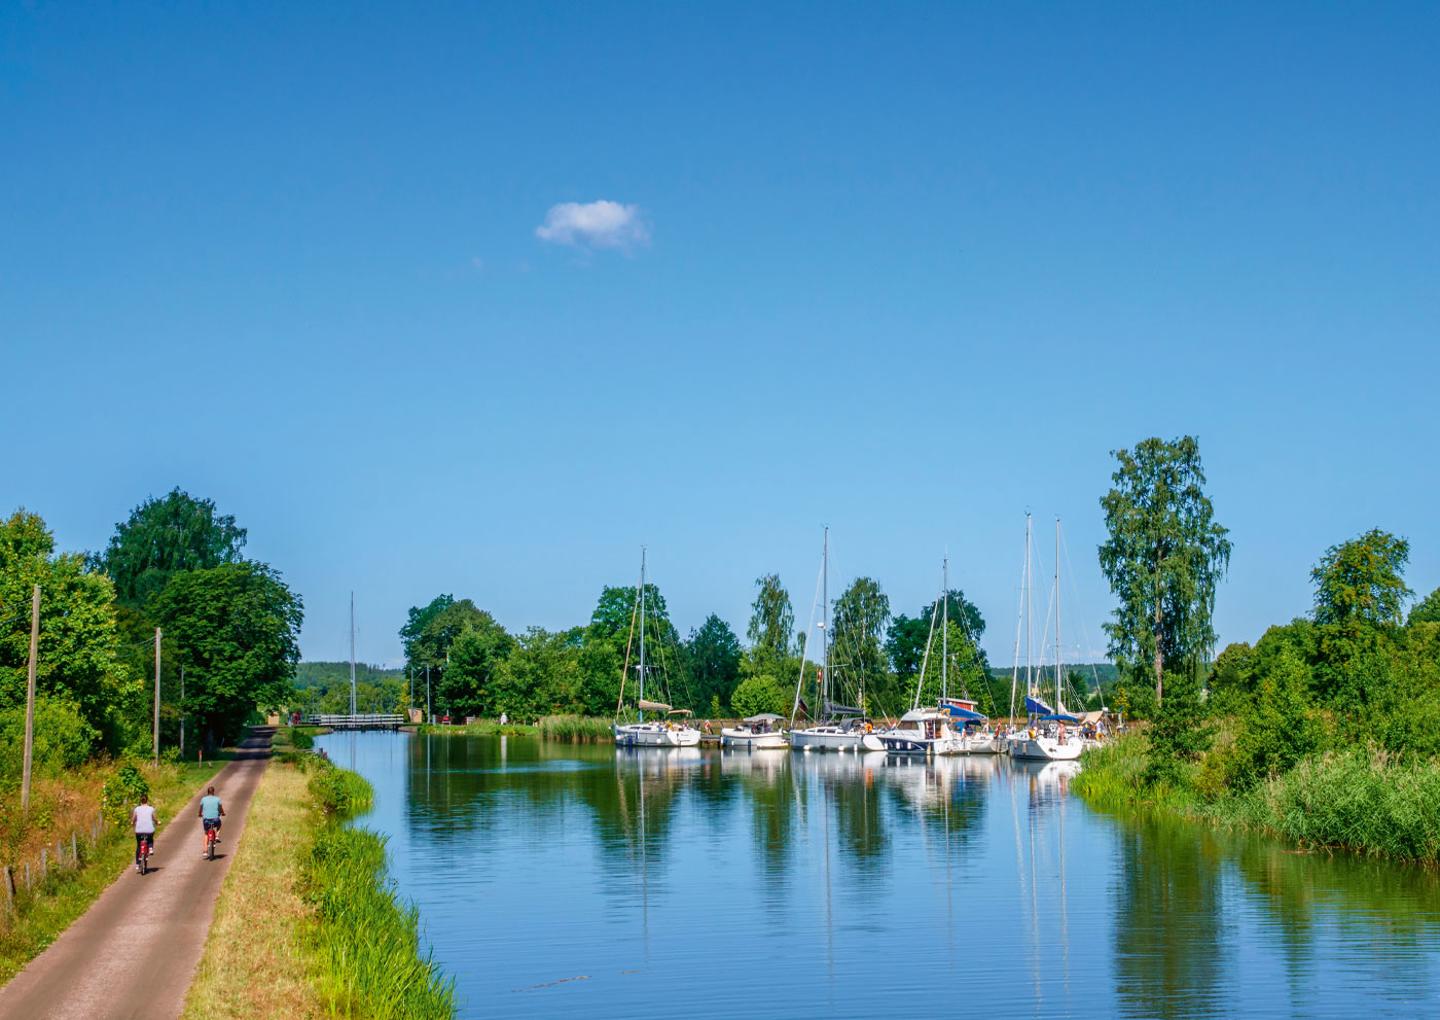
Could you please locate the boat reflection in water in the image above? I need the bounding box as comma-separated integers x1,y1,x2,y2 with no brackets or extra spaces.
342,731,1440,1019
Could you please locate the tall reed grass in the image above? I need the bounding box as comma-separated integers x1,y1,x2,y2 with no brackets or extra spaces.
537,715,614,743
299,761,454,1019
1076,734,1440,864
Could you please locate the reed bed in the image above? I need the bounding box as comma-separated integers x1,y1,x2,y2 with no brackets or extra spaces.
537,715,614,743
1076,734,1440,865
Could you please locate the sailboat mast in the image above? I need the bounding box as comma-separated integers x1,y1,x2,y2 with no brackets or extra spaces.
349,592,357,716
1055,519,1062,711
639,548,647,722
1025,513,1034,700
822,526,829,716
941,555,948,702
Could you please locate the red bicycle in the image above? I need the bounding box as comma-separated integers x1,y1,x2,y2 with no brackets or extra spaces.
204,820,221,860
136,835,153,875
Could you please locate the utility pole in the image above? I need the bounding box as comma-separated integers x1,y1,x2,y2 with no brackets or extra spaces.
426,664,432,724
21,585,40,812
153,628,162,765
179,665,186,760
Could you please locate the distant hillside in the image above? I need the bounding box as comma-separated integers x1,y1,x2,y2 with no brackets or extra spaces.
295,661,404,688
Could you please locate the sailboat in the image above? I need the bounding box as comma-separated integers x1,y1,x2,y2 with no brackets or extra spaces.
876,559,965,756
1011,520,1084,762
613,550,702,748
790,528,870,752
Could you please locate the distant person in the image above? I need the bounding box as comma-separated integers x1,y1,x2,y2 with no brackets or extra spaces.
131,794,157,873
500,712,508,726
198,785,225,855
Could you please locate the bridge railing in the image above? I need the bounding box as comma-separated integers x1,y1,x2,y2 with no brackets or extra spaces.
304,714,407,729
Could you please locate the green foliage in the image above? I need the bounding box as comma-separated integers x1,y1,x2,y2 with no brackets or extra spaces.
0,510,140,744
300,790,454,1018
291,661,406,716
685,614,741,711
95,488,247,608
435,610,513,717
536,715,614,743
101,762,150,822
730,674,789,718
1230,648,1322,789
1409,587,1440,626
1312,528,1412,629
746,574,795,669
830,577,890,711
150,561,303,747
0,699,98,780
488,627,582,719
1099,436,1231,709
1206,642,1254,717
308,759,374,818
1143,668,1211,787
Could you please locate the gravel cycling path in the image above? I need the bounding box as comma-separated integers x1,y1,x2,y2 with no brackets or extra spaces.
0,729,272,1020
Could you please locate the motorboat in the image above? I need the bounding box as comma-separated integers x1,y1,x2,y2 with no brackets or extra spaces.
939,696,1002,754
875,708,965,755
722,713,789,749
790,717,872,752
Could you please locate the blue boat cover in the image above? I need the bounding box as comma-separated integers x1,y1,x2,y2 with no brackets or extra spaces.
940,699,986,721
1025,695,1055,716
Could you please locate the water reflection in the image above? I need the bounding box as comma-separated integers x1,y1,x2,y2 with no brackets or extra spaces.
323,732,1440,1020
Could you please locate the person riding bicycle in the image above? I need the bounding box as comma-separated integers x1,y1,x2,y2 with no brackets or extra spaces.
131,794,157,872
198,785,225,856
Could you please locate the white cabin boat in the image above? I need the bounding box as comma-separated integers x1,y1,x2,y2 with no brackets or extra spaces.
875,708,965,755
722,713,789,749
790,718,871,752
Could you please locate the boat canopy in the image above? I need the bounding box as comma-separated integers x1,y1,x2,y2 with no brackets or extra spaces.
744,713,785,723
1025,695,1056,716
940,699,986,722
899,708,948,723
825,702,864,716
667,708,693,717
1038,713,1081,723
638,699,672,712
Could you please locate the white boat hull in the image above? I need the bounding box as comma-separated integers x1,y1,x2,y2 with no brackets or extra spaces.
964,734,1003,755
876,734,965,756
721,729,788,749
1010,734,1083,761
614,723,702,748
790,727,864,752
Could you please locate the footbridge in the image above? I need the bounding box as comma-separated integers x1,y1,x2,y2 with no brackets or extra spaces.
305,713,406,731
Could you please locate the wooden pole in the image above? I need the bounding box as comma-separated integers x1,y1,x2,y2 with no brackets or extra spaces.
153,628,162,765
21,584,40,812
179,665,185,760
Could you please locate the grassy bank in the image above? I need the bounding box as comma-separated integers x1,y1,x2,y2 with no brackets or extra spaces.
414,720,537,737
184,755,453,1019
0,756,225,983
1075,734,1440,864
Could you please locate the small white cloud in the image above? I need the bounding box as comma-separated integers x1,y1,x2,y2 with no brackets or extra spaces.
535,200,648,250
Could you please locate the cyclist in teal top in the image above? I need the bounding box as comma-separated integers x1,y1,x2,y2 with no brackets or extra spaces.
198,786,225,856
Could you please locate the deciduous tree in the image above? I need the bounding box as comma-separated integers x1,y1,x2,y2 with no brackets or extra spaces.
1099,436,1231,710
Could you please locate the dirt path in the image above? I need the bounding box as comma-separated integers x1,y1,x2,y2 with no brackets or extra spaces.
0,730,273,1020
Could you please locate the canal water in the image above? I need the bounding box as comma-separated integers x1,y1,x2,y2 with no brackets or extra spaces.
316,732,1440,1018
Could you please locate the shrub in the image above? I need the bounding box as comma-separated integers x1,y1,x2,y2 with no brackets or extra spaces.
101,762,150,822
537,715,612,743
0,699,99,781
308,760,373,818
730,674,789,718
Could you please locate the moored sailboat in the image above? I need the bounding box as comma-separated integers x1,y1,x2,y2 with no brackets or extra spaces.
1011,520,1084,762
613,549,702,748
791,528,871,752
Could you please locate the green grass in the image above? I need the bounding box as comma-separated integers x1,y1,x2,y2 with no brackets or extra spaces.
0,756,225,984
414,721,537,737
299,761,454,1018
537,714,614,743
1075,733,1440,865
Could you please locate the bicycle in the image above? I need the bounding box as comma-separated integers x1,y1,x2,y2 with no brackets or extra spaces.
136,834,153,875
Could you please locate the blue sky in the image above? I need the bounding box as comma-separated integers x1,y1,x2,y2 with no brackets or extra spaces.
4,2,1437,666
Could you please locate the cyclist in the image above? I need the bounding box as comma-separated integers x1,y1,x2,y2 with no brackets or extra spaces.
131,794,157,872
198,785,225,856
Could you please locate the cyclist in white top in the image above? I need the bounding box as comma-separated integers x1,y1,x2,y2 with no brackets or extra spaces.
131,794,157,872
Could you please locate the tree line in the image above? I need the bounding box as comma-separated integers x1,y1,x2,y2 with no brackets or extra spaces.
1,489,302,778
397,573,1010,724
